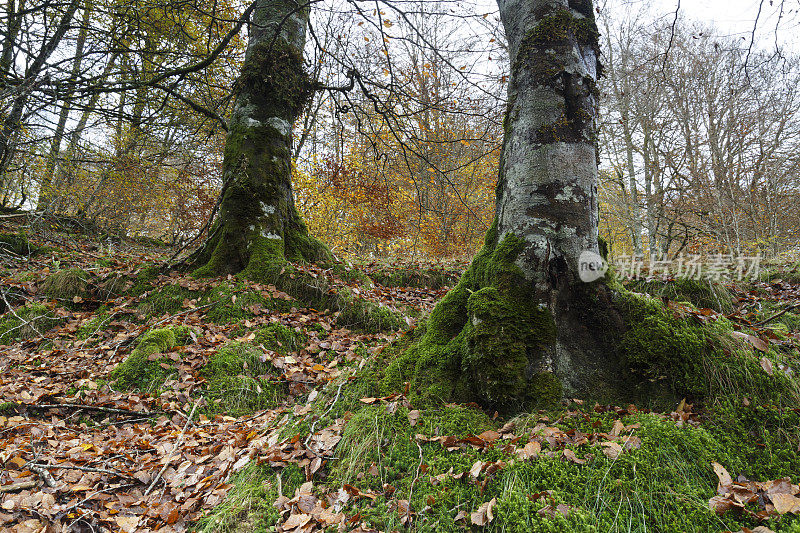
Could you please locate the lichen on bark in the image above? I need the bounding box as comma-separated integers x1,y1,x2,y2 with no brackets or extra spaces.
188,0,329,282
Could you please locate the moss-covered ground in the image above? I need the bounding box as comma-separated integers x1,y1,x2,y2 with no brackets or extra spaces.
3,222,800,532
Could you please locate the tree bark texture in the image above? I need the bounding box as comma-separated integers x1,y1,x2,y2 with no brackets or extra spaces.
191,0,328,280
382,0,656,412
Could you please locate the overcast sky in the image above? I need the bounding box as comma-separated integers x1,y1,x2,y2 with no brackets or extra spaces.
603,0,800,52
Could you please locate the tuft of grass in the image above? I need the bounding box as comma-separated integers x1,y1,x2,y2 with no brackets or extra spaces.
41,268,90,301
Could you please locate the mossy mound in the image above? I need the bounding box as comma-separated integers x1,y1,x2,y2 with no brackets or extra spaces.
335,405,799,532
335,294,404,333
0,233,40,256
252,323,306,353
0,303,63,344
136,281,295,322
76,307,110,341
110,326,190,391
201,342,285,416
618,291,799,405
624,277,735,314
41,268,90,301
363,264,462,289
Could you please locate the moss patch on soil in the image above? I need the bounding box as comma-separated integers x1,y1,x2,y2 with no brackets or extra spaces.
110,326,190,391
625,277,735,314
0,303,63,344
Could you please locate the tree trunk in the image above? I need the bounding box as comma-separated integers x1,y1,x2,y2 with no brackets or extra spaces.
384,0,655,412
190,0,328,280
38,0,92,212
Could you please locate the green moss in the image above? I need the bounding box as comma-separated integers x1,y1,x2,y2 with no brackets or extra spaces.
0,233,40,256
110,327,186,391
617,291,800,405
125,263,162,296
327,404,786,533
381,231,559,411
331,403,495,488
0,303,63,344
335,293,404,333
625,277,734,314
235,40,313,119
137,285,199,318
194,462,303,533
41,268,89,301
200,342,285,416
252,323,306,353
0,402,18,415
77,307,110,341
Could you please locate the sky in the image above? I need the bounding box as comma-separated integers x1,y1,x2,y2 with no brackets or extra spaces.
607,0,800,52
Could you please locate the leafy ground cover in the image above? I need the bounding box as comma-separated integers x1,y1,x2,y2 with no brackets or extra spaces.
0,221,799,533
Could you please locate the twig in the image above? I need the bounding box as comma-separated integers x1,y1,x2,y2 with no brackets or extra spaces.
28,464,58,488
144,402,198,496
55,483,136,520
755,303,800,327
407,439,424,524
0,481,36,492
29,463,131,478
0,288,44,338
303,380,346,449
34,403,158,417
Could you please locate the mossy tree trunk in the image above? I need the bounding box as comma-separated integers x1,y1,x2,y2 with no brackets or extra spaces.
191,0,329,280
385,0,646,412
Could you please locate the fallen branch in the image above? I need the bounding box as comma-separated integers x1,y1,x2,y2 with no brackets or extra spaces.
29,462,131,479
755,303,800,327
34,402,159,417
29,464,58,488
144,402,198,496
0,481,36,493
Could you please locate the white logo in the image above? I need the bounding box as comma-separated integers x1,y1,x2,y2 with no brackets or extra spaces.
578,251,608,282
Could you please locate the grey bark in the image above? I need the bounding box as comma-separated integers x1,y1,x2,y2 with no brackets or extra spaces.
496,0,600,292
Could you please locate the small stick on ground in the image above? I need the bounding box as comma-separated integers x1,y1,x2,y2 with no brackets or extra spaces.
34,403,159,417
755,303,800,327
0,481,36,493
144,402,198,496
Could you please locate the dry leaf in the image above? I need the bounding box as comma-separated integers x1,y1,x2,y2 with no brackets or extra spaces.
712,462,733,494
760,357,774,376
601,441,623,460
771,493,800,514
114,516,140,533
470,498,496,526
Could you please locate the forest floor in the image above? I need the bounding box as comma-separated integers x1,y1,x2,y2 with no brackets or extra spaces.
0,219,799,533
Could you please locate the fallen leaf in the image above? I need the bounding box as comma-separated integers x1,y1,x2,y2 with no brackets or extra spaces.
771,493,800,514
470,497,496,526
114,516,140,533
712,462,733,494
601,441,623,460
760,357,774,376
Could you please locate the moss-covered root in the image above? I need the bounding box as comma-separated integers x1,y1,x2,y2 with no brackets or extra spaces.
625,278,735,314
110,326,190,391
41,268,90,301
